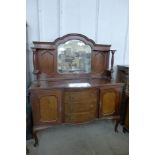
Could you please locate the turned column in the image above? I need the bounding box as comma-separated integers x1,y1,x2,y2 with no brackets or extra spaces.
32,48,39,86
110,50,116,80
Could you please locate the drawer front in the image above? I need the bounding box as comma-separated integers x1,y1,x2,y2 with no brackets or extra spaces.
65,112,96,123
65,101,97,113
64,89,98,103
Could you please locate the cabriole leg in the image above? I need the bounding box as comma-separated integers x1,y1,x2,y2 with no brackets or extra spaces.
115,119,120,132
33,131,38,147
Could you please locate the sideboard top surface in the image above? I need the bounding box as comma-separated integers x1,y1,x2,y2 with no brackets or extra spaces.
30,79,124,90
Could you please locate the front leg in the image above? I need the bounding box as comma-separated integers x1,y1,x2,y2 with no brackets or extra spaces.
115,119,120,132
33,131,39,147
26,147,29,154
123,127,127,133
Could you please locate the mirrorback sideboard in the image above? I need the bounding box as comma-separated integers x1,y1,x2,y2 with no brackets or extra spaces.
29,33,124,146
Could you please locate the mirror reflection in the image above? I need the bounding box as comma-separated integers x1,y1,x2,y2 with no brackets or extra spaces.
57,40,91,73
68,83,91,88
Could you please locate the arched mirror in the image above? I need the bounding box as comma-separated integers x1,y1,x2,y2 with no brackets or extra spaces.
57,40,91,73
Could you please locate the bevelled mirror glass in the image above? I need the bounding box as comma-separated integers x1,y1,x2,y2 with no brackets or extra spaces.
57,40,91,73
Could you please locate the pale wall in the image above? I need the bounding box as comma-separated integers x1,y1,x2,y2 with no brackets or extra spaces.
26,0,129,81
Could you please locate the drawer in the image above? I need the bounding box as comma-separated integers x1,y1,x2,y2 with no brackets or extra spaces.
65,101,97,113
65,111,96,123
64,89,98,103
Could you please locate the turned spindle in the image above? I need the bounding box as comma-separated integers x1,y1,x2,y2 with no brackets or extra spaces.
32,48,39,86
110,50,116,79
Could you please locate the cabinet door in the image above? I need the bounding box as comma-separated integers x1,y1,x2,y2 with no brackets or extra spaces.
31,90,62,125
99,87,121,118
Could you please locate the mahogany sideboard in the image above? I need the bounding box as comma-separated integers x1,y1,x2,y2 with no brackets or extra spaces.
29,34,124,146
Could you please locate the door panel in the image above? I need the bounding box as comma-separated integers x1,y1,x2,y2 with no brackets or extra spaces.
100,87,120,117
39,95,58,122
32,90,62,125
102,91,116,115
38,50,55,74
